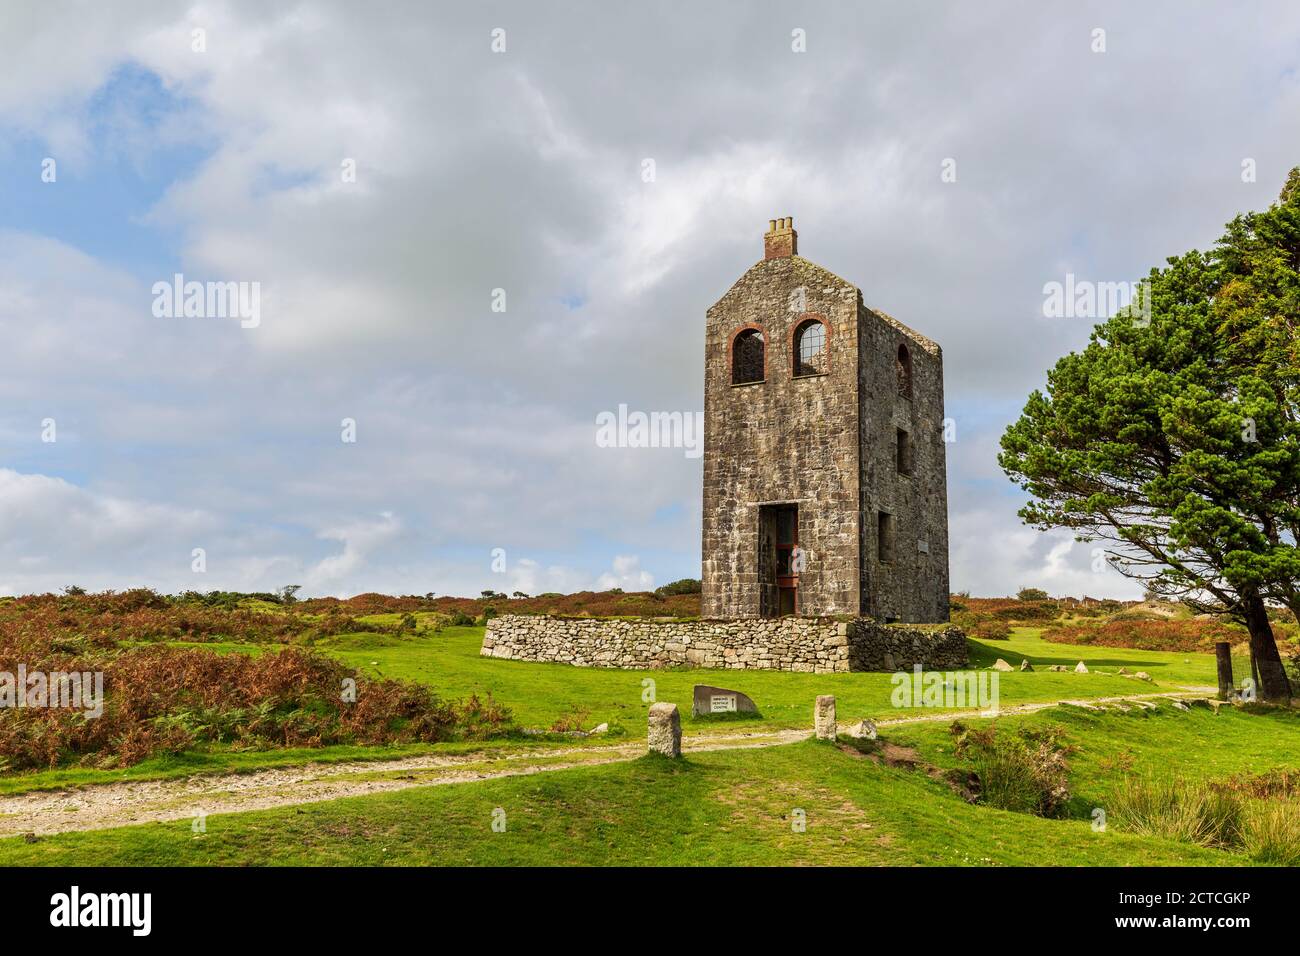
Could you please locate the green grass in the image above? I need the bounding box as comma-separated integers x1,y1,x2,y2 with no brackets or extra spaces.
323,624,1223,734
0,639,1289,868
882,701,1300,814
0,623,1235,797
0,738,1239,867
980,626,1250,686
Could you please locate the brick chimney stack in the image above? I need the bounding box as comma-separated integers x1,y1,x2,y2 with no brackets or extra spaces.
763,217,797,259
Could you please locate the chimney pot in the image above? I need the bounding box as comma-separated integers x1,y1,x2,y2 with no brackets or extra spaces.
763,216,798,259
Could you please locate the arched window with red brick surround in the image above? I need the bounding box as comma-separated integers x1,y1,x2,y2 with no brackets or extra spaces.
896,342,913,399
731,327,765,385
793,318,827,377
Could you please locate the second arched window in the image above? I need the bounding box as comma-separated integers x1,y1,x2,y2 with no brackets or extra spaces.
793,319,826,377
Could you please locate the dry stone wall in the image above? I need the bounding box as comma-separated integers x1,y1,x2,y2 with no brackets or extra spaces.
482,615,967,674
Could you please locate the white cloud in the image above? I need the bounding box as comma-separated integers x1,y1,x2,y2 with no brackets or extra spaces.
596,555,655,592
1,2,1297,598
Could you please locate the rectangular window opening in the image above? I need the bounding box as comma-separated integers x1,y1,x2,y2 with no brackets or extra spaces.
896,428,913,476
877,511,896,564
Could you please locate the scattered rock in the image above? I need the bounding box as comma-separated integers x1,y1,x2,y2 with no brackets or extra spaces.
589,722,609,734
991,658,1014,672
691,684,757,717
1048,665,1069,672
1134,671,1152,682
1172,700,1191,712
1185,698,1211,709
1117,667,1130,675
1019,660,1034,672
845,718,877,740
1074,662,1089,674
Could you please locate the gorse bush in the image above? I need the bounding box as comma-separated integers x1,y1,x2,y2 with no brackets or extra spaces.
1043,617,1248,652
952,613,1011,640
949,722,1074,817
655,578,702,597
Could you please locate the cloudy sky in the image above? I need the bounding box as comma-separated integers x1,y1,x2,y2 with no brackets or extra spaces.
2,1,1299,599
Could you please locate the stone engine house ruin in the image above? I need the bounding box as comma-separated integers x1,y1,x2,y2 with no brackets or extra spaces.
702,218,950,623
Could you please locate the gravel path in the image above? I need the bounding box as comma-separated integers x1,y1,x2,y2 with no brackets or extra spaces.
0,689,1213,837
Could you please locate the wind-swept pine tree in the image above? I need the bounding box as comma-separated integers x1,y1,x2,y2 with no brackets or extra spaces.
1001,173,1300,702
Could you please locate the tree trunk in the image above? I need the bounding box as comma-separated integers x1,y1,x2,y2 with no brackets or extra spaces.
1215,641,1235,700
1243,593,1292,703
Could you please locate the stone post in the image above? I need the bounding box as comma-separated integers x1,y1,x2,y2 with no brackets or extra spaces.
814,695,836,740
1215,642,1234,701
647,702,681,757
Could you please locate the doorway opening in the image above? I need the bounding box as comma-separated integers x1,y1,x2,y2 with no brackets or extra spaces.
759,504,798,617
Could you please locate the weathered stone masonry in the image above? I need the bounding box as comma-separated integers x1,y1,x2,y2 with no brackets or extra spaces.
482,615,968,674
702,219,950,623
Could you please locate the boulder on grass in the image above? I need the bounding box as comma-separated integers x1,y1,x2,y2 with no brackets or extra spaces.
845,718,877,740
1019,660,1034,672
1074,661,1089,674
991,658,1014,672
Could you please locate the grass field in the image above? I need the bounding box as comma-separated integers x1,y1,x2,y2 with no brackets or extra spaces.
0,622,1241,797
0,617,1291,867
4,701,1293,866
323,621,1234,733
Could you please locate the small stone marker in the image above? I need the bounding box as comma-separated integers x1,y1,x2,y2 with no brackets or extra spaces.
1133,671,1152,682
991,658,1014,672
691,684,757,718
647,702,681,757
1048,665,1068,672
1172,700,1190,712
814,695,836,740
1117,667,1130,675
1074,661,1089,674
1019,660,1034,672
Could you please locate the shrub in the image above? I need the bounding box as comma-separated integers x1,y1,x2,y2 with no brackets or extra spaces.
1107,776,1243,848
655,578,702,597
1043,617,1248,652
952,612,1010,640
949,722,1074,817
0,644,514,771
1017,587,1050,602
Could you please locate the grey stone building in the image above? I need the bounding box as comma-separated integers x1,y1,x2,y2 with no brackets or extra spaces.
701,218,950,623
